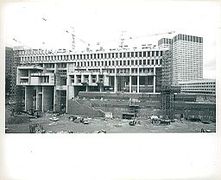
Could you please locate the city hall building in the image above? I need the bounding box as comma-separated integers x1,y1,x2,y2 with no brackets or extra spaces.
15,34,204,113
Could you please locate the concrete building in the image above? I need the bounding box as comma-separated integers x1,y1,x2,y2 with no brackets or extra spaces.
178,79,216,94
14,33,206,113
159,34,203,85
5,47,14,99
172,34,203,84
16,47,166,112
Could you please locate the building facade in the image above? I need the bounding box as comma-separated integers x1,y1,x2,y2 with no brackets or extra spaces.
16,48,166,112
172,34,203,84
178,79,216,94
13,33,206,113
159,34,203,85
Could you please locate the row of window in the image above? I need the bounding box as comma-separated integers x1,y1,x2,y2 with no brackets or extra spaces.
20,51,164,62
173,34,203,43
74,59,162,67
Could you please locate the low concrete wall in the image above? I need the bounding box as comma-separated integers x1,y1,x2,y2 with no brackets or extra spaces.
67,99,105,117
73,92,216,121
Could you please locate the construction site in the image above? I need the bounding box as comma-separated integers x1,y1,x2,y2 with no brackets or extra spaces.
5,28,216,133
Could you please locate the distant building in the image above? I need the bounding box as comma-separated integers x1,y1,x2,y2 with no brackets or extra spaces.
178,79,216,94
172,34,203,83
158,38,172,49
5,47,14,99
159,34,203,85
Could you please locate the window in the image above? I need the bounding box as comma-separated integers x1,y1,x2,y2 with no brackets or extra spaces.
139,60,142,65
119,60,122,66
120,53,122,58
152,51,155,56
147,60,150,65
94,54,96,59
127,60,130,65
139,52,142,57
101,54,103,58
131,52,134,57
143,51,146,57
123,52,126,58
112,61,115,66
135,52,138,57
123,60,126,65
156,51,159,56
90,54,93,59
143,60,146,65
77,55,79,59
148,51,150,57
156,59,158,65
112,53,114,58
115,53,118,58
127,52,130,58
83,54,86,59
109,61,111,66
97,54,100,59
131,60,134,65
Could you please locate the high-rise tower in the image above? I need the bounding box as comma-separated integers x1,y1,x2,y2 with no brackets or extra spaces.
171,34,203,84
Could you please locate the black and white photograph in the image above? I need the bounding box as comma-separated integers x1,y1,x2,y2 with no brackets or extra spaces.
1,0,221,179
3,0,217,134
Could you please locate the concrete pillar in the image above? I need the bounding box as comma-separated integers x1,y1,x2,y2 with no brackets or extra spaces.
100,85,104,92
36,87,41,111
114,75,117,93
42,86,53,112
53,87,57,112
88,74,92,85
137,75,140,93
25,86,34,111
129,76,132,93
153,67,156,93
86,85,89,92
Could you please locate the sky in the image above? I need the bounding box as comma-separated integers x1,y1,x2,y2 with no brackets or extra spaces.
1,0,220,79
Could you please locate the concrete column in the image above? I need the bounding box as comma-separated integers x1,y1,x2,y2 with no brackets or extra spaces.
114,75,117,93
96,74,99,83
137,68,140,93
129,76,132,93
86,85,89,92
100,84,104,92
137,75,140,93
25,86,34,111
89,74,92,85
42,86,53,112
53,87,57,112
36,87,41,110
153,67,156,93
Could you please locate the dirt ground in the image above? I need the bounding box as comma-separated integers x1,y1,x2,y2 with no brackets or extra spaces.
5,112,216,133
